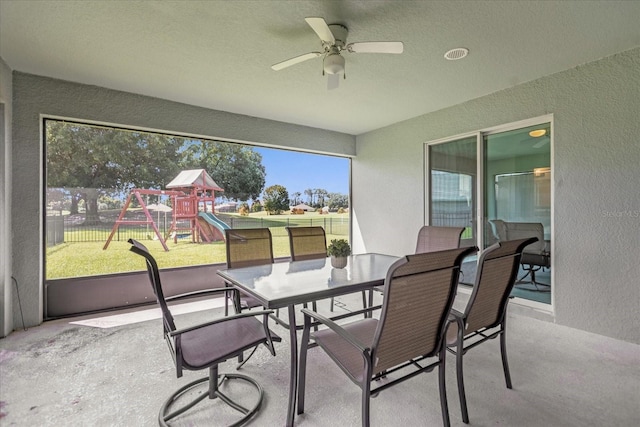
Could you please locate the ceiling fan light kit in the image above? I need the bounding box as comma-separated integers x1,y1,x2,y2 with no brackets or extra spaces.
323,51,345,75
271,16,403,89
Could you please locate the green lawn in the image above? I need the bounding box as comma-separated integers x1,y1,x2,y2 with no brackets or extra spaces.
46,211,349,280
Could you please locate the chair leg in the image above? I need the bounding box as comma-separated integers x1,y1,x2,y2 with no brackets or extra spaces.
516,265,550,292
159,365,264,427
224,283,240,316
330,297,334,312
438,348,451,427
237,345,258,370
455,328,469,424
311,301,319,332
361,290,368,318
362,382,371,427
366,290,374,319
297,317,312,415
500,323,513,389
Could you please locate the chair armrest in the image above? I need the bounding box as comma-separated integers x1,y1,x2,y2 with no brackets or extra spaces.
300,308,370,354
448,308,464,321
169,310,273,337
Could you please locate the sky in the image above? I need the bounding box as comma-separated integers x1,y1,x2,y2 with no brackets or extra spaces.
254,147,349,198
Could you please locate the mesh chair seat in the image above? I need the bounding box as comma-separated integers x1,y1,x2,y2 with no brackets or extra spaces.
312,318,378,384
225,228,275,313
180,316,273,369
415,225,465,254
286,226,328,261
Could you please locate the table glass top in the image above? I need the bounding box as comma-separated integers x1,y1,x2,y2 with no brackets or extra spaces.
218,253,400,308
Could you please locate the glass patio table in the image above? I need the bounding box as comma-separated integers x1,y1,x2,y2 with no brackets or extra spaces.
217,253,400,427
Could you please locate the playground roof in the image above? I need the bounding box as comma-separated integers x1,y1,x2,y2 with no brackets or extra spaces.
166,169,223,192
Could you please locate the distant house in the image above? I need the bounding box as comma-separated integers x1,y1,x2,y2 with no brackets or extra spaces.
292,203,315,212
216,202,238,212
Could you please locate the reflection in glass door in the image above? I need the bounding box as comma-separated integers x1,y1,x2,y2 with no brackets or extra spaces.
428,136,477,247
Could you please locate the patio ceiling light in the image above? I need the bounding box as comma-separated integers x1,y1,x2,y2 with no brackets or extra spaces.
529,129,547,138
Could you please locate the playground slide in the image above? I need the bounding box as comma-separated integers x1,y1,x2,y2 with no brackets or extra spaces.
198,212,231,232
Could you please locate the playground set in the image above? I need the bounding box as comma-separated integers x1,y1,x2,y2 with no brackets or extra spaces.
103,169,231,251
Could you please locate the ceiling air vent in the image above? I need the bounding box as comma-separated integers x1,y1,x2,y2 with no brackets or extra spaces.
444,48,469,61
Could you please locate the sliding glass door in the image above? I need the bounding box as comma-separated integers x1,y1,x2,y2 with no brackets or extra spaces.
426,118,552,305
483,122,551,304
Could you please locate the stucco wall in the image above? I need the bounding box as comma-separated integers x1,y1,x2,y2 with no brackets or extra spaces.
8,48,640,344
0,57,13,337
353,48,640,343
11,72,355,328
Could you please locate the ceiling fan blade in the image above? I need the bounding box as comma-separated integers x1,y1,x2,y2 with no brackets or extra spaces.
305,17,335,44
327,73,340,90
271,52,322,71
347,41,404,54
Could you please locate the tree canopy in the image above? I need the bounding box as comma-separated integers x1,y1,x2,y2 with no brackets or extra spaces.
47,121,184,191
180,140,266,201
46,120,184,222
263,184,290,214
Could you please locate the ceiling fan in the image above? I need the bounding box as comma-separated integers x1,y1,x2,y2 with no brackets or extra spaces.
271,17,404,89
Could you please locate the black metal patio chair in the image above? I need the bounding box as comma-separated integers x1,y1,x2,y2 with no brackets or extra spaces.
298,246,478,427
129,238,276,426
446,237,537,424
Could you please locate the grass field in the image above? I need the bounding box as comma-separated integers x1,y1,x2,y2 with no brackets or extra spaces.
46,211,349,280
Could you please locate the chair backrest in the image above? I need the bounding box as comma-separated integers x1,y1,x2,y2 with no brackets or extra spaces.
372,246,477,375
489,220,545,255
286,226,327,261
462,237,537,333
415,225,465,254
128,239,176,334
225,228,274,268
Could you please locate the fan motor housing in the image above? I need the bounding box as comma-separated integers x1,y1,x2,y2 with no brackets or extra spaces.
328,24,348,49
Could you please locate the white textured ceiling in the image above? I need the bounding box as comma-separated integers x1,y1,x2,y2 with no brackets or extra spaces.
1,1,639,135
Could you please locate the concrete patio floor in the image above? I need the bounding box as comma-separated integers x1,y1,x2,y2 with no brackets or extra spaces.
1,292,638,426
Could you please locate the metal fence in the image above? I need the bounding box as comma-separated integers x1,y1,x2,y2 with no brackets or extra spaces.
46,213,350,245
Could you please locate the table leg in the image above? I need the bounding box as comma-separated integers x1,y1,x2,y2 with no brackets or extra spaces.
286,305,298,427
367,289,374,318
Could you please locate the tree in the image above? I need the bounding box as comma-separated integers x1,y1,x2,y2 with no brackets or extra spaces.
46,121,183,224
304,188,314,205
291,192,301,206
316,189,328,207
180,141,265,201
327,192,349,210
263,185,289,214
